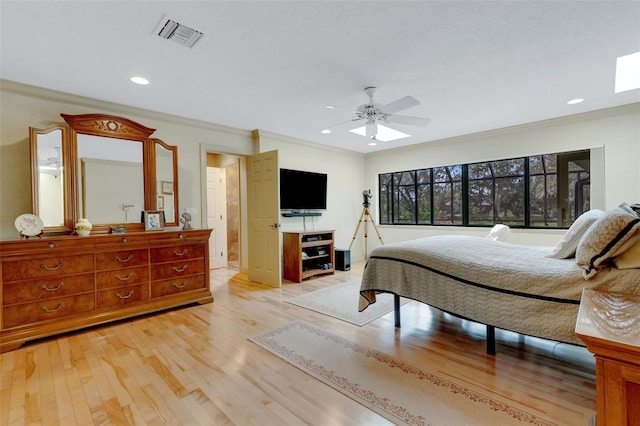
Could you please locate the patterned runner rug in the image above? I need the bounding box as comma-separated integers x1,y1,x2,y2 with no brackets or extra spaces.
285,279,409,326
250,320,560,426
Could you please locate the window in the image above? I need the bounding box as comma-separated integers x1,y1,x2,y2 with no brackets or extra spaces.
433,166,462,225
468,158,525,226
378,150,590,228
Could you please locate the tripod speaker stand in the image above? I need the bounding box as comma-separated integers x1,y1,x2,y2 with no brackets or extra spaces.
349,190,384,259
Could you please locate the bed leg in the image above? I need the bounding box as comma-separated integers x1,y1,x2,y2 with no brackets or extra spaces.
394,294,401,328
486,325,496,355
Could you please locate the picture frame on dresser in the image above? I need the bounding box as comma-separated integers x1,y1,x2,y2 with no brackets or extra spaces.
143,210,164,231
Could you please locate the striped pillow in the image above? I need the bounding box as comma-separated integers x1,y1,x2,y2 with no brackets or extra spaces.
576,207,640,279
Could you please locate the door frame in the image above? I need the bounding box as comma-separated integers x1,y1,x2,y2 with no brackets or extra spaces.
200,143,251,274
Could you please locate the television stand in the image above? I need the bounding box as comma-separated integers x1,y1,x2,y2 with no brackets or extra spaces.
283,230,335,282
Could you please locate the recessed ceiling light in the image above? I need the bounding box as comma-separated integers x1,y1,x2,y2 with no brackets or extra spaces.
350,124,410,142
615,51,640,93
325,105,335,109
567,98,584,105
321,129,331,134
131,76,150,85
368,141,377,146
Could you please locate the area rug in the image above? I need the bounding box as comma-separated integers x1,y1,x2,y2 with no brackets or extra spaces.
250,320,559,426
285,279,409,326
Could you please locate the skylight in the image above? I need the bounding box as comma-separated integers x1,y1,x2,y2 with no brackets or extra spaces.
349,124,410,142
615,51,640,93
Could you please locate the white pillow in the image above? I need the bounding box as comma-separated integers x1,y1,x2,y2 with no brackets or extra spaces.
576,207,640,279
547,209,604,259
486,224,511,242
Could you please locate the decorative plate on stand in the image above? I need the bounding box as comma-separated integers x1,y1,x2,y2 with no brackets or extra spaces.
15,214,44,238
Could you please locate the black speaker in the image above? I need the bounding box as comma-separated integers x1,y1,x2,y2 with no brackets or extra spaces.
335,248,350,271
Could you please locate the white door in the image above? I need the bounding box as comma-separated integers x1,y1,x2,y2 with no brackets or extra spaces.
207,167,227,269
247,150,281,287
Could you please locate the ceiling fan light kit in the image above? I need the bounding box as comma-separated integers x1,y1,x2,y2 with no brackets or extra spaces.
326,86,431,143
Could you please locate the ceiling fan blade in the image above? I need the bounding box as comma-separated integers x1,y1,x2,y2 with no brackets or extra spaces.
385,114,431,127
327,104,359,113
366,121,377,138
323,117,364,130
379,96,420,114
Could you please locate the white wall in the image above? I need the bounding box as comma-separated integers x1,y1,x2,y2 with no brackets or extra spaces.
3,80,638,263
0,80,254,240
255,131,368,258
364,104,640,249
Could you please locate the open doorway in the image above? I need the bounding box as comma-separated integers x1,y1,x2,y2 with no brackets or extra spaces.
206,153,241,270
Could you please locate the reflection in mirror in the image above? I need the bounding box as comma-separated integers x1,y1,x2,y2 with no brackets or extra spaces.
77,135,144,223
30,125,70,231
154,140,178,226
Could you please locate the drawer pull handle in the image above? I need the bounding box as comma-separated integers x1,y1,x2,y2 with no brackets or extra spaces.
47,243,57,249
179,234,185,239
115,254,134,263
172,281,187,289
173,265,188,272
40,262,64,271
121,238,129,243
41,303,65,313
116,290,135,299
115,273,134,281
173,249,188,256
41,282,65,292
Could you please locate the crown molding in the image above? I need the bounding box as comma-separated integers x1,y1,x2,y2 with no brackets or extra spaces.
0,79,251,139
365,102,640,158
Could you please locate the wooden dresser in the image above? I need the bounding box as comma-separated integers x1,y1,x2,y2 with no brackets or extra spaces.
576,288,640,426
0,229,213,353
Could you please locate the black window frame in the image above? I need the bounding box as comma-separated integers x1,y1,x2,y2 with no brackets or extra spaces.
378,149,590,229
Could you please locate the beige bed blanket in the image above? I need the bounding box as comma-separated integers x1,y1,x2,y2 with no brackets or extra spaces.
359,235,640,345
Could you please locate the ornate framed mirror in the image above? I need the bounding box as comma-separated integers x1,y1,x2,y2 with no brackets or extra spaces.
29,124,72,234
29,113,180,234
151,138,179,227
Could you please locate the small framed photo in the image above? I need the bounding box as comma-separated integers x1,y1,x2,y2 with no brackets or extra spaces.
157,195,165,210
143,210,164,231
161,181,173,194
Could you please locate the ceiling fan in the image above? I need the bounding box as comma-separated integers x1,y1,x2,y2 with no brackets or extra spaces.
326,86,431,140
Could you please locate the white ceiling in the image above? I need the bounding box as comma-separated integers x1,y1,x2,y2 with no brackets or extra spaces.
1,1,639,153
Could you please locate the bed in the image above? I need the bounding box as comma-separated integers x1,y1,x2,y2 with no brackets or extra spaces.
359,207,640,354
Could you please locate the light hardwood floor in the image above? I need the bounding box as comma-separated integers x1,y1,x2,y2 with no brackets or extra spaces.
1,263,596,425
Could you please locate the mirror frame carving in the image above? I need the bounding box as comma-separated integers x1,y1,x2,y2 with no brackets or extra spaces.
30,113,180,234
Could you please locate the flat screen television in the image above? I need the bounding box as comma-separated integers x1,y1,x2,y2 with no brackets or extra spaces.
279,168,327,211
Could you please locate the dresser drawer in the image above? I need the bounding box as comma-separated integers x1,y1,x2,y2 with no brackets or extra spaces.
93,234,149,250
149,231,207,244
96,266,149,290
3,273,94,305
151,274,205,298
0,238,95,256
3,294,95,329
2,254,94,282
95,249,148,270
150,259,204,281
97,284,149,308
150,244,205,263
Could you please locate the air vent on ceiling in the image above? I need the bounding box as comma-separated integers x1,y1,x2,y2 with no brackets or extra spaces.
157,18,203,48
